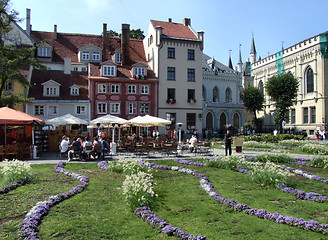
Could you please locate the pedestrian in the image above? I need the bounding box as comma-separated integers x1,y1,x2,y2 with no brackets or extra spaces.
273,129,278,136
225,130,232,156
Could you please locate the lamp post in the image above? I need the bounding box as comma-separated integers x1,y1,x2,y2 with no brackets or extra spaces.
177,122,183,155
111,124,117,155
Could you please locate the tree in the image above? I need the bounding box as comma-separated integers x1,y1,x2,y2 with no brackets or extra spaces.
265,72,299,128
0,0,45,107
243,86,265,129
107,28,145,39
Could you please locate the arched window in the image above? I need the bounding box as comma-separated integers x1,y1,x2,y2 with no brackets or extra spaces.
258,80,264,95
202,85,206,101
213,86,219,102
306,67,314,93
225,88,231,103
233,113,240,129
206,112,213,129
219,112,226,129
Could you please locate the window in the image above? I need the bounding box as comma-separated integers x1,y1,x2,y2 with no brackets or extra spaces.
303,107,308,124
310,107,316,123
128,85,136,94
97,102,107,114
167,88,175,100
4,81,13,91
111,84,120,94
45,87,58,96
34,105,44,116
186,113,196,131
213,86,219,102
166,113,176,130
102,65,115,76
188,49,195,60
134,67,146,76
290,109,296,124
110,103,120,114
48,106,57,116
128,103,135,115
167,67,175,80
259,81,264,95
140,85,149,94
148,35,153,46
77,106,86,115
168,48,175,58
188,89,195,101
115,53,121,64
140,103,149,115
98,84,106,93
38,47,50,57
306,67,314,93
82,51,90,60
92,51,100,61
187,68,195,82
225,88,231,103
70,87,79,96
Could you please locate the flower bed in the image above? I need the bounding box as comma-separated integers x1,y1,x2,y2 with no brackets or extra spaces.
0,177,28,194
18,161,89,240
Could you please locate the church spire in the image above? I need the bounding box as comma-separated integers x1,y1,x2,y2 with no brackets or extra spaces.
250,33,257,64
238,44,243,72
228,50,233,69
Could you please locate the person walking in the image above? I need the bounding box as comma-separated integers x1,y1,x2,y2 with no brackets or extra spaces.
225,130,232,156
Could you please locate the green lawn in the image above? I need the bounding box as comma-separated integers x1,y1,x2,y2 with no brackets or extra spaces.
1,160,328,239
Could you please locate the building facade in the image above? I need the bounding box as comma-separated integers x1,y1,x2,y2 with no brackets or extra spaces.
143,18,204,136
202,54,244,137
251,32,328,135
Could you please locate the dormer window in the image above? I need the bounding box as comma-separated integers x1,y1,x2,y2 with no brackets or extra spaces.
42,80,61,97
132,63,148,79
93,51,100,61
134,68,146,76
70,85,80,96
103,65,116,76
115,53,121,64
46,87,57,96
82,51,90,60
38,47,51,57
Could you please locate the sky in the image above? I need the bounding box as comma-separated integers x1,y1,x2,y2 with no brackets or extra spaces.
10,0,328,67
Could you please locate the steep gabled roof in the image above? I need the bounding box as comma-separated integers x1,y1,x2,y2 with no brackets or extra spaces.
28,70,89,100
150,20,198,40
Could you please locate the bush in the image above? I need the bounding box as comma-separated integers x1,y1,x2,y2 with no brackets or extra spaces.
243,141,273,149
207,156,243,170
107,160,150,174
254,153,293,164
300,143,328,155
250,161,293,187
0,159,32,185
310,157,328,168
244,134,306,143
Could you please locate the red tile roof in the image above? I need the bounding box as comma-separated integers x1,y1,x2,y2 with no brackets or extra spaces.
28,70,89,100
150,20,198,40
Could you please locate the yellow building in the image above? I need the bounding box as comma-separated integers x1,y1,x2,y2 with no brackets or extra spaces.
251,31,328,136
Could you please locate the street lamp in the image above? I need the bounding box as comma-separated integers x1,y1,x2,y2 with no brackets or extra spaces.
177,122,183,155
111,124,117,155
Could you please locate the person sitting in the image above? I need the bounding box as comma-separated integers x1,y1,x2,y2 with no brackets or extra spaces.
90,137,102,160
82,137,93,161
68,137,82,161
188,135,198,153
99,137,110,158
59,136,69,157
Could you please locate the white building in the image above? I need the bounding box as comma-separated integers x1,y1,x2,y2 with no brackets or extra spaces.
143,18,204,136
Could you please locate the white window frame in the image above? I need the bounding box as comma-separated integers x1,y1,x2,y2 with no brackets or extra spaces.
45,86,59,96
82,51,90,60
48,105,58,116
92,51,100,61
4,81,13,91
70,87,79,96
115,53,121,63
76,105,86,115
97,102,107,114
140,103,149,115
102,65,116,76
97,84,107,93
128,102,135,115
110,103,120,114
140,85,149,95
134,67,146,76
38,47,50,57
128,85,136,94
34,105,44,116
111,84,120,94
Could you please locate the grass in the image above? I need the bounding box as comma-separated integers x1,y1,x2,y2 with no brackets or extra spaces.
1,160,328,239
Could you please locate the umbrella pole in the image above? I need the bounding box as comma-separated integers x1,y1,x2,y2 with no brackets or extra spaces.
4,123,7,145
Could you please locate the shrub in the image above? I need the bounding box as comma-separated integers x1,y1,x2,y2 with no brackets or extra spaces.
310,157,328,169
277,139,304,147
243,141,273,149
122,171,157,210
300,143,328,155
244,134,305,143
0,159,32,185
207,156,243,170
107,160,150,174
250,161,293,187
254,153,293,164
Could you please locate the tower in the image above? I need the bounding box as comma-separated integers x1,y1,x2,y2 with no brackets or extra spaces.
238,44,243,72
250,34,257,64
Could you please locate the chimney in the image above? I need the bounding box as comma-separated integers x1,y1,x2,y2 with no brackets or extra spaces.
54,25,57,40
183,18,191,26
64,58,71,74
26,8,31,36
102,23,107,60
121,23,130,66
155,26,162,46
197,31,204,51
168,18,172,23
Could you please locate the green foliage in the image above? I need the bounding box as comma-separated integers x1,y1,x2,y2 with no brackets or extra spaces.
107,28,145,39
300,143,328,155
254,153,293,164
310,156,328,169
0,159,32,184
242,86,265,122
207,156,243,170
265,72,299,125
244,134,305,142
